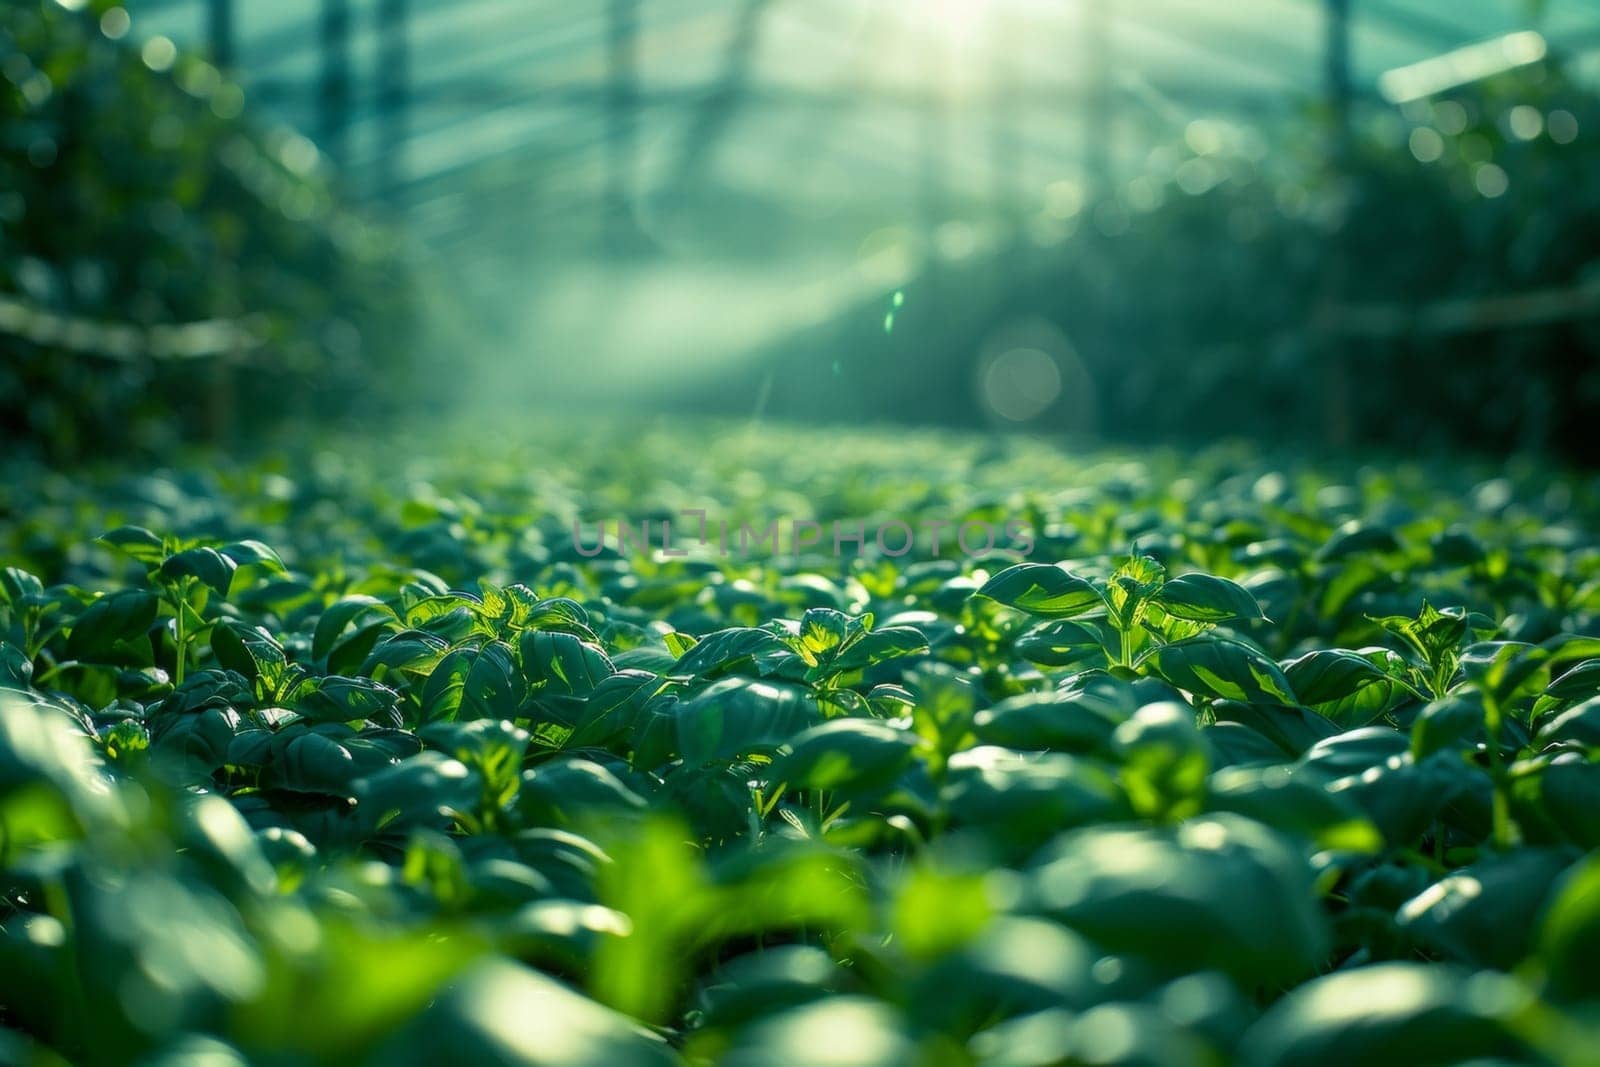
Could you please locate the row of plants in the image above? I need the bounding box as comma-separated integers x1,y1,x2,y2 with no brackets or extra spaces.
3,422,1600,1063
745,52,1600,460
0,0,415,460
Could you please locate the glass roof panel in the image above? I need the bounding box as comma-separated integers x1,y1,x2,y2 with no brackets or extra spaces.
123,0,1600,235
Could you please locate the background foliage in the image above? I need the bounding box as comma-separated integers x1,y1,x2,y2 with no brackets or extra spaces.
703,64,1600,461
0,0,414,461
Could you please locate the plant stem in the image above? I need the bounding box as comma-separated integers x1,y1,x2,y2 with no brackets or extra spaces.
32,659,79,687
1483,696,1513,850
173,579,191,685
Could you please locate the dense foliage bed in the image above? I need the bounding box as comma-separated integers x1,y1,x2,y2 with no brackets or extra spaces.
3,423,1600,1065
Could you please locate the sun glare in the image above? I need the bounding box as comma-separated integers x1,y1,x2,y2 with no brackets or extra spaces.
930,0,991,42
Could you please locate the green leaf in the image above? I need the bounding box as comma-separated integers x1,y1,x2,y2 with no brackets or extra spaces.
1525,759,1600,849
905,664,980,767
889,863,997,962
1012,618,1110,668
1459,641,1550,705
295,676,401,725
65,590,158,663
1205,765,1382,853
824,626,929,676
0,567,44,605
663,631,697,658
419,718,530,783
717,998,914,1067
221,540,287,575
1397,848,1574,970
1544,658,1600,704
1317,522,1402,562
210,620,288,684
694,946,842,1030
1282,648,1391,706
567,670,666,750
260,729,360,796
1210,700,1340,758
589,816,717,1024
673,678,821,766
942,747,1125,853
768,719,918,797
902,916,1110,1038
1112,702,1209,822
1410,691,1488,758
355,752,479,832
520,630,614,697
670,627,790,680
362,630,451,677
1239,964,1531,1065
517,759,647,827
159,547,239,597
1534,695,1600,748
1313,744,1488,847
459,641,525,722
977,563,1104,618
312,596,397,669
1156,573,1266,623
973,683,1134,754
1107,554,1166,629
1029,815,1328,987
792,608,853,664
369,959,681,1067
1537,852,1600,1000
1144,636,1298,706
0,642,33,689
1429,528,1487,567
235,914,485,1059
418,647,476,725
96,525,167,565
1372,600,1475,676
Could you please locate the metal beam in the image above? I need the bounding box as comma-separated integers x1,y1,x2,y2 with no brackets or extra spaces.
387,125,611,204
1355,2,1481,50
384,79,1305,111
661,0,771,196
262,77,1314,132
322,79,1309,201
1100,0,1320,91
1331,276,1600,337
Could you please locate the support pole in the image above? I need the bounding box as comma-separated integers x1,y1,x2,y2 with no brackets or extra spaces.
207,0,234,72
207,0,237,445
1081,0,1112,204
1320,0,1353,446
376,0,409,203
606,0,641,254
920,11,952,248
990,7,1022,233
1327,0,1352,157
319,0,352,167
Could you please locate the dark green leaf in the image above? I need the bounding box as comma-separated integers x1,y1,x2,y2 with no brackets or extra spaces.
1144,637,1297,706
1156,573,1266,623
